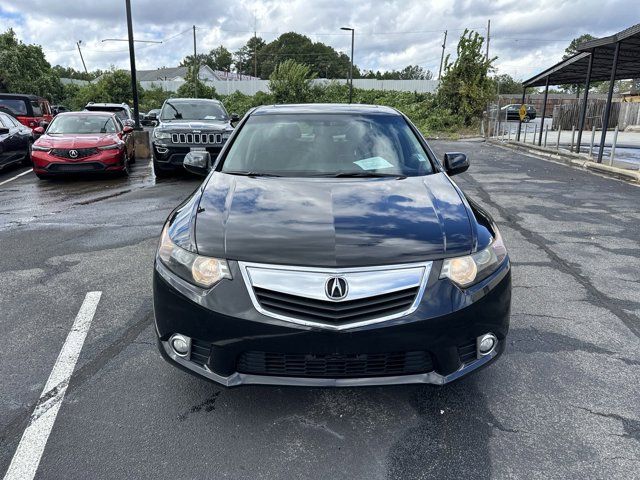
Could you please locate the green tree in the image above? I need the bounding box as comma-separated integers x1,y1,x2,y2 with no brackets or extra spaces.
139,84,172,111
268,59,316,103
176,66,218,98
181,46,233,72
234,36,266,77
52,65,102,81
0,29,62,100
70,69,141,109
563,34,596,59
491,73,522,94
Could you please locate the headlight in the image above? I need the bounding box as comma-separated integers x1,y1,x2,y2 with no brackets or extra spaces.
154,130,171,139
440,229,507,287
222,131,232,141
157,225,231,288
98,143,124,150
32,145,50,152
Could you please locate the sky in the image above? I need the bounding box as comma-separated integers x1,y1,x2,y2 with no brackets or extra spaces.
0,0,638,80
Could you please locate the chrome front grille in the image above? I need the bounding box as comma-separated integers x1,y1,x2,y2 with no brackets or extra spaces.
171,132,223,144
239,261,432,330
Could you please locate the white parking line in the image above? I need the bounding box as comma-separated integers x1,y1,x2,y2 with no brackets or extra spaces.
0,169,32,187
3,291,102,480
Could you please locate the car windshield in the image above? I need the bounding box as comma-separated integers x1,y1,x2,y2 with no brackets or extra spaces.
0,99,27,115
161,101,228,121
220,113,434,177
47,114,116,134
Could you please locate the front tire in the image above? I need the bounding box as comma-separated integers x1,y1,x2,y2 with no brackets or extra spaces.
36,173,50,180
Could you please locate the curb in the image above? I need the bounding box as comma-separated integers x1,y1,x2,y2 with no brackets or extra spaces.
487,139,640,184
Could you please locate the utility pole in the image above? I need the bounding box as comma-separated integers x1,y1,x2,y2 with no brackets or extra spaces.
124,0,140,129
486,19,491,60
341,27,355,103
253,14,258,78
193,25,198,98
76,40,88,74
438,30,447,79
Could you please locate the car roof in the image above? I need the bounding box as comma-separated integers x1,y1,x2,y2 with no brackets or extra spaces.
164,98,222,104
57,111,116,117
251,103,401,115
85,103,129,108
0,93,45,101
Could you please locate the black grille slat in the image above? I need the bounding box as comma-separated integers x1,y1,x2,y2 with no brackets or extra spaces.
238,350,434,378
190,339,211,365
170,131,224,145
50,148,99,159
457,340,477,364
254,286,419,324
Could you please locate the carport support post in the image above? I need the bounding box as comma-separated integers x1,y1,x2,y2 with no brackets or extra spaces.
125,0,141,130
516,87,526,142
576,50,594,153
597,41,620,163
538,76,549,146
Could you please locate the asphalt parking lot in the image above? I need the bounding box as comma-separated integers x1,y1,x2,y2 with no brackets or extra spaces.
0,140,638,479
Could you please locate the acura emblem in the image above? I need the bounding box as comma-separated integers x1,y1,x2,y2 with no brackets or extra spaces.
325,277,348,300
68,149,78,159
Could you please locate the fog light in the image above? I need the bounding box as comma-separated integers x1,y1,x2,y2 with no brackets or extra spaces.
169,334,190,357
477,333,497,357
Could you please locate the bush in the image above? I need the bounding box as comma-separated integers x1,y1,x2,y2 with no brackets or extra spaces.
268,59,316,103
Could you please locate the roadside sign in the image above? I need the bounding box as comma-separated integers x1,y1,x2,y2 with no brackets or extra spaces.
519,104,527,121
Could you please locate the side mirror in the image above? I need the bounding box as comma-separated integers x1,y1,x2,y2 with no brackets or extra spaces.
230,113,240,122
33,126,45,135
183,148,211,176
0,127,9,135
443,152,469,176
124,119,135,127
122,125,134,134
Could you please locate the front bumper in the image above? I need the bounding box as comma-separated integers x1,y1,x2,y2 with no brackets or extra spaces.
152,142,223,170
32,150,126,174
153,258,511,387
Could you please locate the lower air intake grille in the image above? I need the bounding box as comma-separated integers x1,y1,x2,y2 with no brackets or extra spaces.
190,339,211,365
457,340,477,364
237,350,433,378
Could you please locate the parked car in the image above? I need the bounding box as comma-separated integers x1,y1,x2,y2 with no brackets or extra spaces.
51,105,70,116
84,102,134,126
31,111,135,179
151,98,238,177
0,110,34,170
0,94,53,128
501,104,537,122
141,108,160,126
153,104,511,387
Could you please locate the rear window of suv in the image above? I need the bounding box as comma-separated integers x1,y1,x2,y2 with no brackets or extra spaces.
0,99,28,115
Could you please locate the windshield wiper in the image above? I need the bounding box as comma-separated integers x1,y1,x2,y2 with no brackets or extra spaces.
323,172,406,178
223,171,282,177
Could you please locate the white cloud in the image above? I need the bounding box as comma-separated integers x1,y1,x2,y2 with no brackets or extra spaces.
0,0,637,80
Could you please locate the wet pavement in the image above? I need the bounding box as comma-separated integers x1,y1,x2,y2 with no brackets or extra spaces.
0,142,638,479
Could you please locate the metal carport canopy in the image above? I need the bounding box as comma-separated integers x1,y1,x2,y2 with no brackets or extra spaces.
523,23,640,87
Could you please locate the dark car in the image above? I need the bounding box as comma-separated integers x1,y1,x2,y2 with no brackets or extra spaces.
501,104,537,122
31,111,135,179
153,104,511,387
51,105,70,116
0,111,34,170
0,94,53,129
141,108,160,126
84,102,134,126
151,98,237,177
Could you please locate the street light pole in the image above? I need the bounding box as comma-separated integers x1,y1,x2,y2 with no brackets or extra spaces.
341,27,354,103
124,0,140,129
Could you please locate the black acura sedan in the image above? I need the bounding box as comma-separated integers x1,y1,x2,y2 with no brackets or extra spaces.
153,104,511,387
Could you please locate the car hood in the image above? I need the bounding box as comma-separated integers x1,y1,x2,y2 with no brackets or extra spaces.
158,120,230,130
35,134,120,148
194,172,475,267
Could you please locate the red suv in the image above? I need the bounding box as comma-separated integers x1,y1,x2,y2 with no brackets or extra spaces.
31,111,135,179
0,94,53,128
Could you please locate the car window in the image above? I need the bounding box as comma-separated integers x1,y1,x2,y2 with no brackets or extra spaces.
5,114,19,127
161,101,228,121
0,113,8,127
86,106,129,121
31,100,43,116
220,113,434,177
114,116,124,131
0,99,28,115
47,114,117,134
